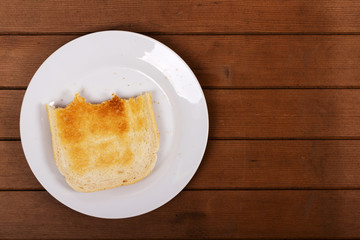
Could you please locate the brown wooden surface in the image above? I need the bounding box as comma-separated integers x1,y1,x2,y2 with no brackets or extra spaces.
3,35,360,88
3,140,360,190
1,0,360,34
2,0,360,239
2,190,360,239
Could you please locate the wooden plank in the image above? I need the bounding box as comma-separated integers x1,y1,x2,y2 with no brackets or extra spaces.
0,90,23,139
0,36,77,87
207,89,360,138
0,141,41,189
190,140,360,189
3,140,360,190
5,89,360,139
1,0,360,34
1,190,360,239
4,35,360,88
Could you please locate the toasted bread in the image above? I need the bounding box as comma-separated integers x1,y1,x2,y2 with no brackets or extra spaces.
45,92,160,192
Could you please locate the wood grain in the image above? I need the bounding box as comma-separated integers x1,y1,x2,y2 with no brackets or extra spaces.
5,89,360,139
1,190,360,239
0,90,23,139
207,89,360,139
0,36,77,88
1,0,360,34
3,35,360,88
4,140,360,190
0,141,41,189
191,140,360,189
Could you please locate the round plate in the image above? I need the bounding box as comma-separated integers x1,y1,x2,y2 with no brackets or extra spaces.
20,30,209,219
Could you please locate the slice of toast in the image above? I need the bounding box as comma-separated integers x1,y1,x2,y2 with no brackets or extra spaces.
46,92,160,192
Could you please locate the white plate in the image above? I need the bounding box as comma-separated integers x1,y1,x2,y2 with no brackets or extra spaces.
20,30,208,219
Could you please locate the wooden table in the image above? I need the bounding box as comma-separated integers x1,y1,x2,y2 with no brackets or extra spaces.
2,1,360,239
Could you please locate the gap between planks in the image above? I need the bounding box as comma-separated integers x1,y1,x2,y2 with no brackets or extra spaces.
3,32,360,36
7,138,360,141
8,87,360,91
4,188,360,191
